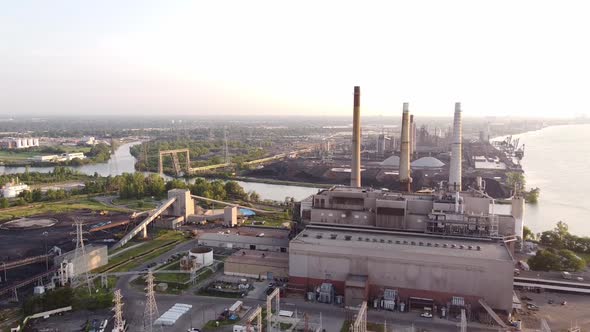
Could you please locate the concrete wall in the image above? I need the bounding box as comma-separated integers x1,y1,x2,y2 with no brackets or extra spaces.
289,241,513,311
168,189,194,218
198,235,289,252
54,245,108,277
224,206,238,227
225,261,288,279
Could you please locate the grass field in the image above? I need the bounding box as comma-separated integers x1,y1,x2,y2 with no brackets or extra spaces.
95,230,188,273
111,197,158,210
0,197,127,222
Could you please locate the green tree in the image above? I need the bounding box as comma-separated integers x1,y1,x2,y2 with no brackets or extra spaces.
528,249,562,271
559,249,586,272
224,181,246,200
506,172,526,193
526,187,540,204
0,197,8,209
31,188,43,202
523,226,534,241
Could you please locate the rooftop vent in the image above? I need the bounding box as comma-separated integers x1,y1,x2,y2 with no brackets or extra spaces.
358,237,363,241
411,241,416,246
316,234,323,239
330,234,337,240
443,244,448,248
403,240,408,245
373,238,378,242
427,242,432,247
302,234,308,237
365,238,370,242
477,245,481,251
451,244,456,248
434,243,439,247
380,239,385,243
388,240,393,243
395,240,401,244
459,245,465,249
345,235,352,241
419,242,424,246
468,245,473,250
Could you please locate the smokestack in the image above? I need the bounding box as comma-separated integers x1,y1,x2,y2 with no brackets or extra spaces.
351,86,361,187
399,103,411,192
410,114,416,157
449,102,462,192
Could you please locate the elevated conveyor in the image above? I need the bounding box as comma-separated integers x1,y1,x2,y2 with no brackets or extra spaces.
112,197,176,250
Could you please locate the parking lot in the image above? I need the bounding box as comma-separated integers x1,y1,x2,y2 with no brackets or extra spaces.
514,290,590,330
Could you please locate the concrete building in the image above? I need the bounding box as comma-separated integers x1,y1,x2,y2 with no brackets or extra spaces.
197,233,289,252
1,180,29,198
0,137,40,149
53,244,108,277
225,249,288,280
224,206,238,227
289,226,514,311
303,186,517,238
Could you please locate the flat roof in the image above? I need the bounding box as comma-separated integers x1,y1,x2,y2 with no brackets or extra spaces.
226,249,288,268
292,226,512,261
198,232,289,247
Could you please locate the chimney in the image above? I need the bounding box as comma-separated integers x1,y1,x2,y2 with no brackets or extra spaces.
410,114,416,157
449,102,462,192
399,103,412,191
351,86,361,187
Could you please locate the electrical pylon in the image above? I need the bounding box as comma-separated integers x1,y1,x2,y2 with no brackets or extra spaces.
71,218,93,294
113,289,126,332
143,271,161,332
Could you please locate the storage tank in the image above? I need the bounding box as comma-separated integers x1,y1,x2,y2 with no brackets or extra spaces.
188,247,213,267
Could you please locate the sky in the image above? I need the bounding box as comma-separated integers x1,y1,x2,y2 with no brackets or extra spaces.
0,1,589,118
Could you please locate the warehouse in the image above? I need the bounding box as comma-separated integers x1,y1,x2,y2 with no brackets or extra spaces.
289,226,514,311
53,244,108,277
197,232,289,252
224,249,288,280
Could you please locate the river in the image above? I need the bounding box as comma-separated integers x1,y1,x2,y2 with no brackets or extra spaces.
511,124,590,236
0,141,320,202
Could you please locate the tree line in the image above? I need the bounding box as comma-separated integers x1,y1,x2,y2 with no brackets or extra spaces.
526,221,589,272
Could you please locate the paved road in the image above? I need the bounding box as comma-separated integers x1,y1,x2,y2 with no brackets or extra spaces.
116,242,502,332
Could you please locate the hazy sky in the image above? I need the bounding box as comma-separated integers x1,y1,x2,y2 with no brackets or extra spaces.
1,1,588,118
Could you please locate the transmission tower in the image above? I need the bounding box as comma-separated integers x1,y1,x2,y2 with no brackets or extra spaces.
223,127,230,164
71,219,93,294
143,271,161,332
113,289,126,332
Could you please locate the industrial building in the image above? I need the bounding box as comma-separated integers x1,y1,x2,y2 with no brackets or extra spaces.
0,137,40,149
1,179,30,198
289,225,514,311
197,232,289,252
224,249,289,280
289,86,521,317
53,244,108,277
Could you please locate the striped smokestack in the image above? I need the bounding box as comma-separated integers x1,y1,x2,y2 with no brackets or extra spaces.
399,103,411,191
448,102,462,192
351,86,361,187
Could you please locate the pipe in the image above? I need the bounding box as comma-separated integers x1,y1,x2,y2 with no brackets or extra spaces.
399,103,411,191
351,86,361,187
448,102,462,192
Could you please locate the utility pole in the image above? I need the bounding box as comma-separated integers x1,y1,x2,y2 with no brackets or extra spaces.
71,219,93,294
42,231,48,271
113,289,125,332
143,271,161,332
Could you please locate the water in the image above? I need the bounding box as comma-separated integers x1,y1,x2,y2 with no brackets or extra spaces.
513,124,590,236
235,181,320,202
0,141,141,176
0,141,320,202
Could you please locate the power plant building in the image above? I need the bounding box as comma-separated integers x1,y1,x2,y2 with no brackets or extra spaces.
289,226,514,311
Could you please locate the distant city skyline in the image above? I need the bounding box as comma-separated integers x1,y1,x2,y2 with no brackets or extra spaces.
1,1,588,118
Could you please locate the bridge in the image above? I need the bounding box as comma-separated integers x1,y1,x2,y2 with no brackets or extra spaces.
111,197,177,250
1,255,51,272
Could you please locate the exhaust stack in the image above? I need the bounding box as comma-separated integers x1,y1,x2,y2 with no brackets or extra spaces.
399,103,412,192
351,86,361,187
448,102,462,192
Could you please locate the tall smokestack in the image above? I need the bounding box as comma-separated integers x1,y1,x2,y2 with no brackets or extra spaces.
449,102,462,192
410,114,416,157
399,103,411,191
351,86,361,187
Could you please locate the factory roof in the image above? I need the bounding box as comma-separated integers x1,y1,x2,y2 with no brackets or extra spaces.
198,232,289,247
226,249,288,268
411,156,445,168
292,226,512,261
